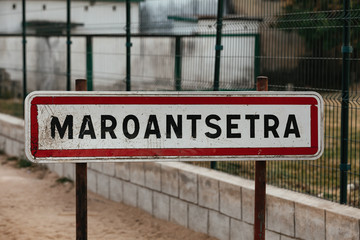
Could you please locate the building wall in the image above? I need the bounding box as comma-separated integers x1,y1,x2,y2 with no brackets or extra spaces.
0,36,86,92
230,0,307,71
139,0,220,34
0,1,258,93
0,0,140,34
0,34,256,93
1,111,360,240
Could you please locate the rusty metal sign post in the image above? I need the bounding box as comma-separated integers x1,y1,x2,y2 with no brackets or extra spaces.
24,79,324,240
75,80,87,240
254,76,268,240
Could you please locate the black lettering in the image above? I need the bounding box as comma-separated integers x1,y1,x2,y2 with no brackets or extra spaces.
245,114,260,138
79,115,96,139
264,115,279,138
284,115,300,138
166,115,182,139
51,115,73,139
144,115,161,138
227,115,241,138
186,115,201,138
205,115,221,138
101,115,117,139
123,115,140,139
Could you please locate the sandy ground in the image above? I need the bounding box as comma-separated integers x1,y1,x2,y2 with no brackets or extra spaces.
0,155,216,240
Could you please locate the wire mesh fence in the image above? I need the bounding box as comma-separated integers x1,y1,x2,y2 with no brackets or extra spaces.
0,0,359,207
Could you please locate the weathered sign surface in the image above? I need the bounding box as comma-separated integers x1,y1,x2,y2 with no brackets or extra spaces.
25,91,323,163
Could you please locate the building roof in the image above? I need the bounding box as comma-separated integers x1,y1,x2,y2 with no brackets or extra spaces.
168,15,263,23
27,0,144,2
26,20,84,35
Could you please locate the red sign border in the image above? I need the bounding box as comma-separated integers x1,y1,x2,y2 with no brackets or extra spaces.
26,93,322,162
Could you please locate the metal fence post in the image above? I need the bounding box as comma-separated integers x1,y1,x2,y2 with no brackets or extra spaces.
66,0,71,91
22,0,27,101
86,36,93,91
214,0,224,91
126,0,132,91
174,36,182,91
340,0,352,204
254,34,261,84
211,0,224,170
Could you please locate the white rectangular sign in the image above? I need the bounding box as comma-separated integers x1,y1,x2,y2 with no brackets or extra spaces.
25,91,323,163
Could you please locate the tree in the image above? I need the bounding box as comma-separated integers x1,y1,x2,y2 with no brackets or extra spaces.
277,0,359,55
274,0,360,88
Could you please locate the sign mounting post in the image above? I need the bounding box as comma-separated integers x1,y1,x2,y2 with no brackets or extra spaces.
75,79,87,240
254,76,268,240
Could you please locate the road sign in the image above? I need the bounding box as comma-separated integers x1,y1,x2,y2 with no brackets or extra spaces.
25,91,323,163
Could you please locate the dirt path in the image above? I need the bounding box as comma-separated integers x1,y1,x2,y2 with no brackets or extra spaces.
0,155,216,240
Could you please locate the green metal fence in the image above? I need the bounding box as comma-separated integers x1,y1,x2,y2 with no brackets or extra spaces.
0,0,359,207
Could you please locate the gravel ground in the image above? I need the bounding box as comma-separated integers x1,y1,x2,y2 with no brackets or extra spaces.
0,155,216,240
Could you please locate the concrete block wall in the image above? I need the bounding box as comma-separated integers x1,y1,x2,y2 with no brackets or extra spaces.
2,112,360,240
0,113,25,157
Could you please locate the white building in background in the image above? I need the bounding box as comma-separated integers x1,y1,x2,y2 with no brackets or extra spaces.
0,0,142,34
0,0,142,93
166,15,260,90
0,0,259,94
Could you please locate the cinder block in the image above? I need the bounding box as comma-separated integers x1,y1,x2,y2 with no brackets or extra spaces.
220,181,241,219
12,142,19,157
295,203,325,240
11,127,18,140
90,163,103,172
179,170,197,203
63,163,75,180
8,141,14,157
2,123,10,138
161,164,179,197
280,236,295,240
5,141,12,157
242,188,254,224
87,169,97,193
46,163,54,172
230,219,253,240
326,211,360,240
188,204,208,235
137,186,153,215
115,162,130,180
88,163,100,172
102,163,115,176
16,142,23,156
170,197,188,228
153,192,169,221
53,163,64,177
18,145,25,160
0,136,5,151
265,230,280,240
130,162,145,186
15,128,24,143
109,177,123,202
123,181,137,207
8,126,15,137
209,210,230,240
97,173,110,199
267,196,295,237
144,163,161,191
199,175,219,211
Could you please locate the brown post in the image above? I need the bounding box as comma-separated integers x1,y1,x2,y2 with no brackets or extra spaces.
75,79,88,240
254,76,268,240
